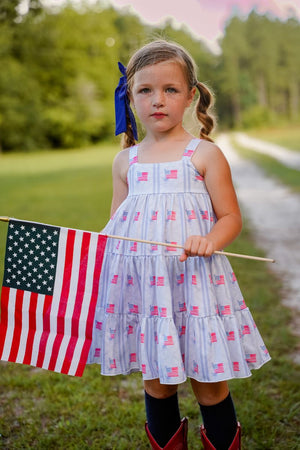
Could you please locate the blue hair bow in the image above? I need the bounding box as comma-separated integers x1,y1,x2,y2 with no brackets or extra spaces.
114,62,138,141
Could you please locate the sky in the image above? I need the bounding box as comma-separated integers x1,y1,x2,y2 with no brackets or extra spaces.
106,0,300,52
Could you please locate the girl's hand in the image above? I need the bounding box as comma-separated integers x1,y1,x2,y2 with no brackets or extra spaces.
179,235,215,262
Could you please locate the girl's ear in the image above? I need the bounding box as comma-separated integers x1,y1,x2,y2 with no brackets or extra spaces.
187,86,197,106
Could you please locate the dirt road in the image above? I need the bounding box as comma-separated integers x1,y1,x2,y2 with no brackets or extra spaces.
217,134,300,361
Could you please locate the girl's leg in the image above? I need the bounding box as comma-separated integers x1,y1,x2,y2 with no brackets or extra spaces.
190,379,238,450
144,379,181,447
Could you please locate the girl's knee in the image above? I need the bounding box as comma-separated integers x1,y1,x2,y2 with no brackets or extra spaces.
190,379,229,406
144,379,178,399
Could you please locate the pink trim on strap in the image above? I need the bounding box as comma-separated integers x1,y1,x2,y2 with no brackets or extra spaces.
182,138,201,158
129,145,138,165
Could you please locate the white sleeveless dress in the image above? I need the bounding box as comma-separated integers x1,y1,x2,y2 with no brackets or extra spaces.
87,138,271,384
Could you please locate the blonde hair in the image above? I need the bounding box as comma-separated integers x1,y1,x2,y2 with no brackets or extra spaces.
123,39,214,148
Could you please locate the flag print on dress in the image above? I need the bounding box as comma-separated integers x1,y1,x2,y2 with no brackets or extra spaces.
87,138,271,384
0,219,107,376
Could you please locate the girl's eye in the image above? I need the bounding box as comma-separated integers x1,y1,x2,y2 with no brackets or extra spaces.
139,88,151,94
166,87,177,93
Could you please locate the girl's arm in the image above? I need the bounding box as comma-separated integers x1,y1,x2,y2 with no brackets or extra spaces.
110,149,129,217
180,142,242,262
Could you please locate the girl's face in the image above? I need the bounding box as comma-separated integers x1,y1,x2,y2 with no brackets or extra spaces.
130,60,196,137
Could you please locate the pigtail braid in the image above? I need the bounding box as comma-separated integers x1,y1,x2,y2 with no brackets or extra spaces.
195,81,215,142
122,107,137,149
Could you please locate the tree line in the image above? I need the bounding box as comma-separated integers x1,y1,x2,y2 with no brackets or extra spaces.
0,0,299,152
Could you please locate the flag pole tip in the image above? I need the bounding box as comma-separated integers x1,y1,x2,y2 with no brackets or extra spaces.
0,216,9,222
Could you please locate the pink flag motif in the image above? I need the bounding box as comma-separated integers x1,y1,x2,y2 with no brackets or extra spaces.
159,307,167,317
166,366,179,377
163,335,174,346
190,306,199,316
111,275,118,284
187,210,196,220
109,358,117,369
137,171,148,181
179,302,187,312
128,303,139,314
150,305,159,316
211,332,217,343
106,303,115,314
151,211,158,221
213,363,225,374
130,353,137,363
177,274,184,285
226,331,235,341
246,353,257,363
166,242,177,252
242,325,251,335
193,361,199,374
121,211,128,222
165,169,178,180
179,325,186,337
127,325,133,335
200,210,209,220
220,305,231,315
214,275,225,286
194,169,204,181
166,210,176,221
0,219,107,377
127,275,133,286
233,361,240,372
183,149,194,157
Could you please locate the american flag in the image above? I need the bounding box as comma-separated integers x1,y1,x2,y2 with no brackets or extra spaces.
0,219,107,376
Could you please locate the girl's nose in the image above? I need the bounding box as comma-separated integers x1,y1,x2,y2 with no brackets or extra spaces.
153,91,165,107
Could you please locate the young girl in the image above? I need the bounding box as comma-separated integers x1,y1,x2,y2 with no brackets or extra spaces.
88,40,271,449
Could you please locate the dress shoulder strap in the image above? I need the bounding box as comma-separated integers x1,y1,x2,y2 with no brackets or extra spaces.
182,138,201,158
129,145,138,166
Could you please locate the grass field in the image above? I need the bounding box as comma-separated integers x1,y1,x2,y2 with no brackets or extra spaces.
246,124,300,152
0,140,299,449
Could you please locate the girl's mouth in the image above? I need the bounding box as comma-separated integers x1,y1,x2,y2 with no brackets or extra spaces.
151,113,167,119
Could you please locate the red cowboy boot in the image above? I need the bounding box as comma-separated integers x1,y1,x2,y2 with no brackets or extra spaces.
145,417,188,450
200,422,241,450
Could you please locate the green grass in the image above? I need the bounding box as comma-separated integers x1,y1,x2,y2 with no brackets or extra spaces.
0,143,299,449
231,137,300,193
246,124,300,152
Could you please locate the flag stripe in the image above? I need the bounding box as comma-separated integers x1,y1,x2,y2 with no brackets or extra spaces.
36,295,52,368
41,227,68,370
1,288,17,360
60,231,91,375
48,228,76,371
55,230,84,374
15,290,31,363
0,286,10,357
23,292,38,365
30,293,47,366
69,232,100,375
74,234,107,376
8,289,24,362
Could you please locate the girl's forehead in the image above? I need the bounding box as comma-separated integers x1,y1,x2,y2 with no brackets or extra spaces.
133,60,187,84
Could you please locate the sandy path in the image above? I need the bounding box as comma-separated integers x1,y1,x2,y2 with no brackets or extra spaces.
217,134,300,360
234,132,300,169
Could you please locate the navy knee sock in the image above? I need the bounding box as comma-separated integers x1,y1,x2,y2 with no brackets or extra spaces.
199,392,237,450
145,390,181,447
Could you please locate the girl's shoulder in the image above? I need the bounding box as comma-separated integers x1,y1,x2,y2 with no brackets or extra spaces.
192,139,229,175
112,146,131,180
